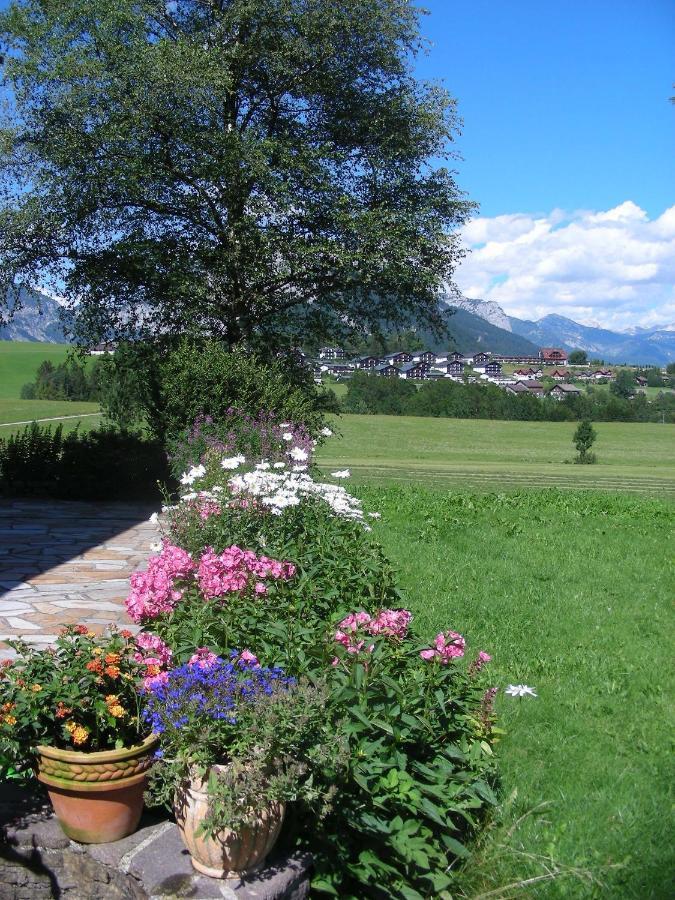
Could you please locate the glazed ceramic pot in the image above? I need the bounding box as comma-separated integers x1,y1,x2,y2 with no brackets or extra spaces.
36,733,158,843
174,767,285,879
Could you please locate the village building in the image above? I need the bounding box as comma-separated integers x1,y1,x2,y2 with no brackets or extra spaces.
88,342,117,355
355,355,383,369
504,382,531,395
448,351,465,362
400,361,431,379
385,351,414,365
492,354,543,365
549,369,571,380
549,384,581,400
445,360,465,377
374,363,402,378
472,351,491,366
323,363,354,377
412,350,438,365
484,361,502,376
522,380,545,396
539,347,568,365
318,346,347,360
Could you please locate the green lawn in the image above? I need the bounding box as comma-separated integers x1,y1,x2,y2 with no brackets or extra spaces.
0,340,79,399
355,484,674,898
316,415,675,497
0,399,103,435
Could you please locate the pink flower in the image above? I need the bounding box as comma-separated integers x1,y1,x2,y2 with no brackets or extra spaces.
370,609,412,639
419,630,466,664
134,632,172,667
238,649,260,668
142,670,169,692
196,546,296,601
468,651,492,676
188,647,219,669
125,544,195,622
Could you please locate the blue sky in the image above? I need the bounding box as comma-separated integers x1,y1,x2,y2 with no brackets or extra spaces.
1,0,673,328
414,0,675,328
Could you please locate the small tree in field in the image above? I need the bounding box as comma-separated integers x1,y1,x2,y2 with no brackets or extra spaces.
573,420,597,464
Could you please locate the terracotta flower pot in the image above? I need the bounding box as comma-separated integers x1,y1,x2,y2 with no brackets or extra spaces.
36,734,158,844
174,767,285,879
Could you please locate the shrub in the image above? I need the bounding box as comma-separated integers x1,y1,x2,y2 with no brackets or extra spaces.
0,423,172,500
129,445,497,897
573,419,597,464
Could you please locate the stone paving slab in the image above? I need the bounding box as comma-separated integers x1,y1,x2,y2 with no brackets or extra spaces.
0,500,160,658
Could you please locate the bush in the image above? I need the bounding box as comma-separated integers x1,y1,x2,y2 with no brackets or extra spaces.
129,443,497,897
0,423,173,500
99,340,330,440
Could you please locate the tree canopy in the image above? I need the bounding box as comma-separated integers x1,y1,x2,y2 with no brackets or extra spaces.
0,0,472,350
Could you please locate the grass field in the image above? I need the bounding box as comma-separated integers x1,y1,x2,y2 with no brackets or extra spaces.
0,340,80,399
316,415,675,497
0,341,102,434
355,484,674,898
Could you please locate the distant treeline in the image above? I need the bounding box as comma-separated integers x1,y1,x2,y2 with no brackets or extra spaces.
20,358,103,402
341,372,675,423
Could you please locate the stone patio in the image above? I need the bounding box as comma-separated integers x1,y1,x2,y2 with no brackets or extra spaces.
0,500,160,657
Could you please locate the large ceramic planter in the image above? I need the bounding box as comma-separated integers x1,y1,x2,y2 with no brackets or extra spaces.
36,734,158,843
174,768,285,879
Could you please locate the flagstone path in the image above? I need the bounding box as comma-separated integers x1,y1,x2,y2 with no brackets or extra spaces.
0,499,160,658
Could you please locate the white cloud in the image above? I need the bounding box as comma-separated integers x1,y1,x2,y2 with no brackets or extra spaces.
456,202,675,331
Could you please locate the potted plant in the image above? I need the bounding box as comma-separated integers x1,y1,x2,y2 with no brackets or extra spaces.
0,625,158,843
143,648,336,879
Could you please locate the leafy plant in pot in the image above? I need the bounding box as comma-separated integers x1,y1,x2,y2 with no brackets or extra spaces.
143,649,340,879
0,625,158,843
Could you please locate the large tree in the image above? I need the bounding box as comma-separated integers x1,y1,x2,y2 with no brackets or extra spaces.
0,0,472,349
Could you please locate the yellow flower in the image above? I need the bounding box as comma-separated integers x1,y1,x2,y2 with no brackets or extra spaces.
109,705,125,718
86,631,96,639
92,647,104,656
64,720,77,733
31,683,42,692
71,726,89,745
2,715,17,726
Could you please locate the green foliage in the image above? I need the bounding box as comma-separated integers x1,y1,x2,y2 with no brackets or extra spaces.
20,357,101,402
666,362,675,375
0,422,171,499
339,374,675,423
573,419,597,464
138,455,497,896
343,370,418,415
99,341,328,440
609,368,636,399
0,0,471,350
0,626,149,773
568,349,588,365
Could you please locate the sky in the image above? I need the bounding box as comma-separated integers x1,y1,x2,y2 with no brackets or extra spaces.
0,1,673,330
414,0,675,329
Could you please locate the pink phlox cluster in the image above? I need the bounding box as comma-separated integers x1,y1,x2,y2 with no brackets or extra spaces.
335,609,412,654
196,545,296,600
143,671,169,692
188,647,219,668
420,630,466,663
238,649,260,668
125,544,196,622
369,609,412,639
134,632,173,667
469,650,492,674
194,495,222,521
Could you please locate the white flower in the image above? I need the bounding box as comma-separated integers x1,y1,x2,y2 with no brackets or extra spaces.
331,469,350,479
273,462,286,469
149,541,163,552
256,461,271,470
289,447,309,462
211,485,224,493
505,684,537,698
179,463,206,485
279,423,291,428
320,427,333,437
221,455,245,470
181,491,198,501
149,512,159,525
368,512,381,519
282,432,294,441
293,465,308,472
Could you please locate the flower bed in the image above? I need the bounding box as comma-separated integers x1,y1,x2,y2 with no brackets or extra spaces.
120,417,499,897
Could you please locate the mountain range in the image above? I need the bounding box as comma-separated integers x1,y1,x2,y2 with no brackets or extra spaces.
0,288,68,343
2,287,673,366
